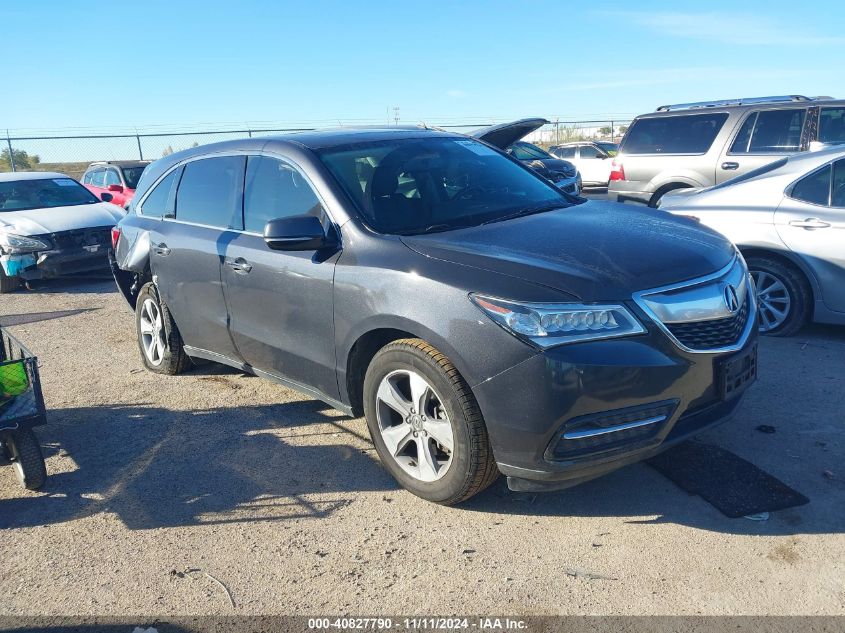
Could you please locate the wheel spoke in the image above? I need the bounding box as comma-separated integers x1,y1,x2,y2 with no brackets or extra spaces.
759,307,775,331
377,379,412,417
408,372,430,413
415,436,439,481
382,423,414,457
139,318,154,335
425,418,454,453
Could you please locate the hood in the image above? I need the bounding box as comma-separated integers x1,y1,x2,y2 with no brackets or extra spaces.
471,118,548,149
0,202,124,236
400,201,735,301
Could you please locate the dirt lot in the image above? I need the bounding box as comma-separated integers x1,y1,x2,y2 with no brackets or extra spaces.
0,277,843,616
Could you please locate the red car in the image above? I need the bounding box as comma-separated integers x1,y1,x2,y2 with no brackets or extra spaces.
81,160,149,210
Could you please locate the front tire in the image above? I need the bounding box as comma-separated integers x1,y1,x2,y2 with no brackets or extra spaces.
135,282,191,374
363,339,499,504
746,255,812,336
5,428,47,490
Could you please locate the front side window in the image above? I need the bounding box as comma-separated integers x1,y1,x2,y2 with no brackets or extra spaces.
819,108,845,144
732,109,807,154
509,142,552,160
790,164,830,206
175,156,245,229
82,171,93,184
105,169,121,186
0,178,99,212
91,169,107,187
579,145,601,159
139,169,180,217
319,136,578,235
621,113,728,154
243,156,323,233
552,146,576,158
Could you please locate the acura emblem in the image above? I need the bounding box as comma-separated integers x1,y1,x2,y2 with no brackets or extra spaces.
724,284,739,313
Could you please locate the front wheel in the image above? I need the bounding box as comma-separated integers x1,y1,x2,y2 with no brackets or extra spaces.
746,256,812,336
4,428,47,490
363,339,499,505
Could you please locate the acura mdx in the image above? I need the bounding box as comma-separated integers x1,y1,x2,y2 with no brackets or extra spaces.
111,127,758,504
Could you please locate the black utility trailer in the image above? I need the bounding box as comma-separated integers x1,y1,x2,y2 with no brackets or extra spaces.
0,326,47,490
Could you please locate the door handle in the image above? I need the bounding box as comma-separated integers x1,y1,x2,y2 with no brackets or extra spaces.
721,162,739,170
152,242,171,256
226,258,253,274
789,218,831,230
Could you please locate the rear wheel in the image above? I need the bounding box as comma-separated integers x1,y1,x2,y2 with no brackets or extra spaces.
649,183,691,208
135,283,191,374
746,255,812,336
5,428,47,490
0,268,21,293
363,338,499,505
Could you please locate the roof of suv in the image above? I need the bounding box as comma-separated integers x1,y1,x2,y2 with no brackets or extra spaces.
87,160,151,168
639,95,844,119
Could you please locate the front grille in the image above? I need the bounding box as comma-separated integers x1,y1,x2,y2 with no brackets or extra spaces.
666,298,749,350
45,226,112,250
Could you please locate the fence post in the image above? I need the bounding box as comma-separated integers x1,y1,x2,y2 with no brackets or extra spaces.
610,120,614,141
136,133,144,160
6,130,15,172
247,129,253,138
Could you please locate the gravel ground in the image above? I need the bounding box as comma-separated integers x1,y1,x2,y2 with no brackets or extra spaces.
0,277,843,617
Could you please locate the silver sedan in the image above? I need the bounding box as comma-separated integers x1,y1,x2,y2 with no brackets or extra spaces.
659,146,845,335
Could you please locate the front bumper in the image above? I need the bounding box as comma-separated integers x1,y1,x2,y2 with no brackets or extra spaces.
608,182,651,205
0,227,112,281
553,175,580,196
472,314,758,492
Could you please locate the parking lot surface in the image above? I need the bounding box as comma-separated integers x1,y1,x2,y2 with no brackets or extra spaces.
1,278,843,616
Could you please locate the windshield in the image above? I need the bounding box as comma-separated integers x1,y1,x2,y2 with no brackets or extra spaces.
319,137,576,235
0,177,99,212
596,142,619,156
121,166,147,189
509,142,553,160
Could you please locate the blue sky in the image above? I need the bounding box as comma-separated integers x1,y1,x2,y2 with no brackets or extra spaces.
3,0,844,133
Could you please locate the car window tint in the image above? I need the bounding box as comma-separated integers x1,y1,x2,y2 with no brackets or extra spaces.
621,113,728,154
819,108,845,144
833,159,845,207
509,143,550,160
91,169,107,187
579,145,600,159
791,164,831,206
747,109,806,153
552,146,576,158
243,156,323,233
82,171,92,184
175,156,245,229
105,169,120,186
729,113,757,153
140,169,179,217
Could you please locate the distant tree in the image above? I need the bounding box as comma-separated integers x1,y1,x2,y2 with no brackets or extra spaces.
191,142,199,148
162,145,174,157
598,126,612,136
0,147,40,170
619,125,629,134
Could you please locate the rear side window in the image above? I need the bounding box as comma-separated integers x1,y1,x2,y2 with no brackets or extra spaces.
730,109,806,154
832,160,845,207
819,108,845,144
552,146,576,158
243,156,323,233
175,156,245,229
91,169,107,187
790,164,831,206
140,169,180,217
621,113,728,154
579,145,601,159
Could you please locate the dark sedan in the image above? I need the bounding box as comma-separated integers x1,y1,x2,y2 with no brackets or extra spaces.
111,126,758,504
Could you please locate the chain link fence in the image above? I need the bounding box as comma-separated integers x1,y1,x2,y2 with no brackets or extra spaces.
1,119,631,180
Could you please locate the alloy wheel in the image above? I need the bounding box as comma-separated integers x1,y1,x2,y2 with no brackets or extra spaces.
375,369,454,482
139,298,166,366
751,270,792,333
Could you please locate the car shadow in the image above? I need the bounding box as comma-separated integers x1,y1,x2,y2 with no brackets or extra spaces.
0,398,393,531
16,273,116,295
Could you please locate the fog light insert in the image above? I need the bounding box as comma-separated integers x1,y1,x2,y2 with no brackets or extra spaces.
547,400,678,460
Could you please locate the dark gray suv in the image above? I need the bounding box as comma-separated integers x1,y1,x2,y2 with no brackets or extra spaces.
111,127,759,504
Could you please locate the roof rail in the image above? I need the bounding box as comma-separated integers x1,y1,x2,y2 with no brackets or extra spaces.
656,95,814,112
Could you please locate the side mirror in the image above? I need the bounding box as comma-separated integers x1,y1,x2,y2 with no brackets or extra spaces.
263,215,336,251
108,184,124,193
100,192,114,202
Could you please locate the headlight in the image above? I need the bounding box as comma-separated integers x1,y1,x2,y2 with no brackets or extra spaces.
0,233,52,254
470,294,646,348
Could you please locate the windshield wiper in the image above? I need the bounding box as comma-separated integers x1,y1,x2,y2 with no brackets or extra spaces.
479,203,565,226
